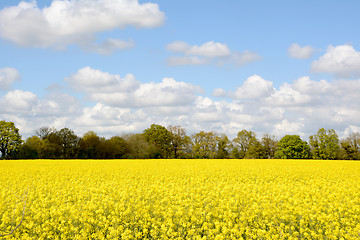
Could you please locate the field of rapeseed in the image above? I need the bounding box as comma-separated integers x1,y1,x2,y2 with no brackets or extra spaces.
1,159,360,239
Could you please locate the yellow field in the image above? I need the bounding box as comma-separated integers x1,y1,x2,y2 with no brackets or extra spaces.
0,159,360,239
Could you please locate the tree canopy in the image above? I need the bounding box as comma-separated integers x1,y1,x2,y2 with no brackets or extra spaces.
275,135,311,159
1,121,359,160
0,120,22,159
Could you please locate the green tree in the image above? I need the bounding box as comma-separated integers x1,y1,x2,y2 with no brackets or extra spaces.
246,139,264,159
77,131,101,159
124,133,154,159
340,132,360,160
0,120,22,159
216,134,231,159
191,131,217,159
41,128,79,159
98,136,129,159
309,128,340,160
275,135,310,159
57,128,79,159
167,125,191,158
19,136,46,159
143,124,172,158
43,131,62,159
232,130,258,159
261,133,278,159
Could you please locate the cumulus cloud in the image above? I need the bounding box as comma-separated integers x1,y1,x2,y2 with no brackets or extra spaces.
166,41,231,57
212,75,360,137
2,68,360,140
273,119,305,137
0,0,165,52
0,90,38,113
166,41,261,66
230,75,275,99
288,43,315,59
311,44,360,77
0,68,21,90
66,67,203,107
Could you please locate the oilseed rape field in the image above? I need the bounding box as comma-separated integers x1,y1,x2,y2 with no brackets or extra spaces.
1,159,360,239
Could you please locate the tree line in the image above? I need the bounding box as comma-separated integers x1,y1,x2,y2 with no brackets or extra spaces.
0,120,359,160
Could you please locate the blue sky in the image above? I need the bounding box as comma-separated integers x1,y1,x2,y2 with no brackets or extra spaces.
1,0,360,139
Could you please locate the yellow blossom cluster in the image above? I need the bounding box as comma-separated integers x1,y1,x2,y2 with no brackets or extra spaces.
1,159,360,239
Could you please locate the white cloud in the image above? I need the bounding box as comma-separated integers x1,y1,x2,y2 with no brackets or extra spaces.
166,41,190,53
311,44,360,77
2,69,360,140
0,90,38,113
0,68,21,90
166,56,210,66
167,41,230,57
82,38,135,55
229,51,263,66
265,83,312,106
186,41,231,58
230,75,275,99
212,88,227,97
66,66,140,93
288,43,315,59
166,41,261,66
66,67,203,107
292,76,333,94
273,119,305,138
0,0,165,52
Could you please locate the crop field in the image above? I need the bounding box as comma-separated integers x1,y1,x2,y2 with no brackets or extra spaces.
1,159,360,239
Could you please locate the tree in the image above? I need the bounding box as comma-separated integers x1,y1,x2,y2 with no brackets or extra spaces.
42,128,79,159
261,133,278,159
340,132,360,160
216,134,231,159
77,131,102,159
97,136,129,159
34,126,56,140
57,128,79,159
0,120,22,159
43,130,62,159
275,135,310,159
143,124,172,158
18,136,46,159
167,125,191,158
309,128,340,160
124,133,154,159
191,131,218,159
232,130,258,159
246,139,264,159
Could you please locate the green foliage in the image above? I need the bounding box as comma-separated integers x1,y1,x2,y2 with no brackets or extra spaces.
97,136,129,159
191,131,218,159
340,133,360,160
124,133,154,159
167,125,191,158
309,128,340,160
19,136,46,159
246,139,264,159
0,120,23,159
143,124,172,158
4,121,360,160
261,133,278,159
216,134,231,159
77,131,102,159
232,130,258,159
275,135,311,159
